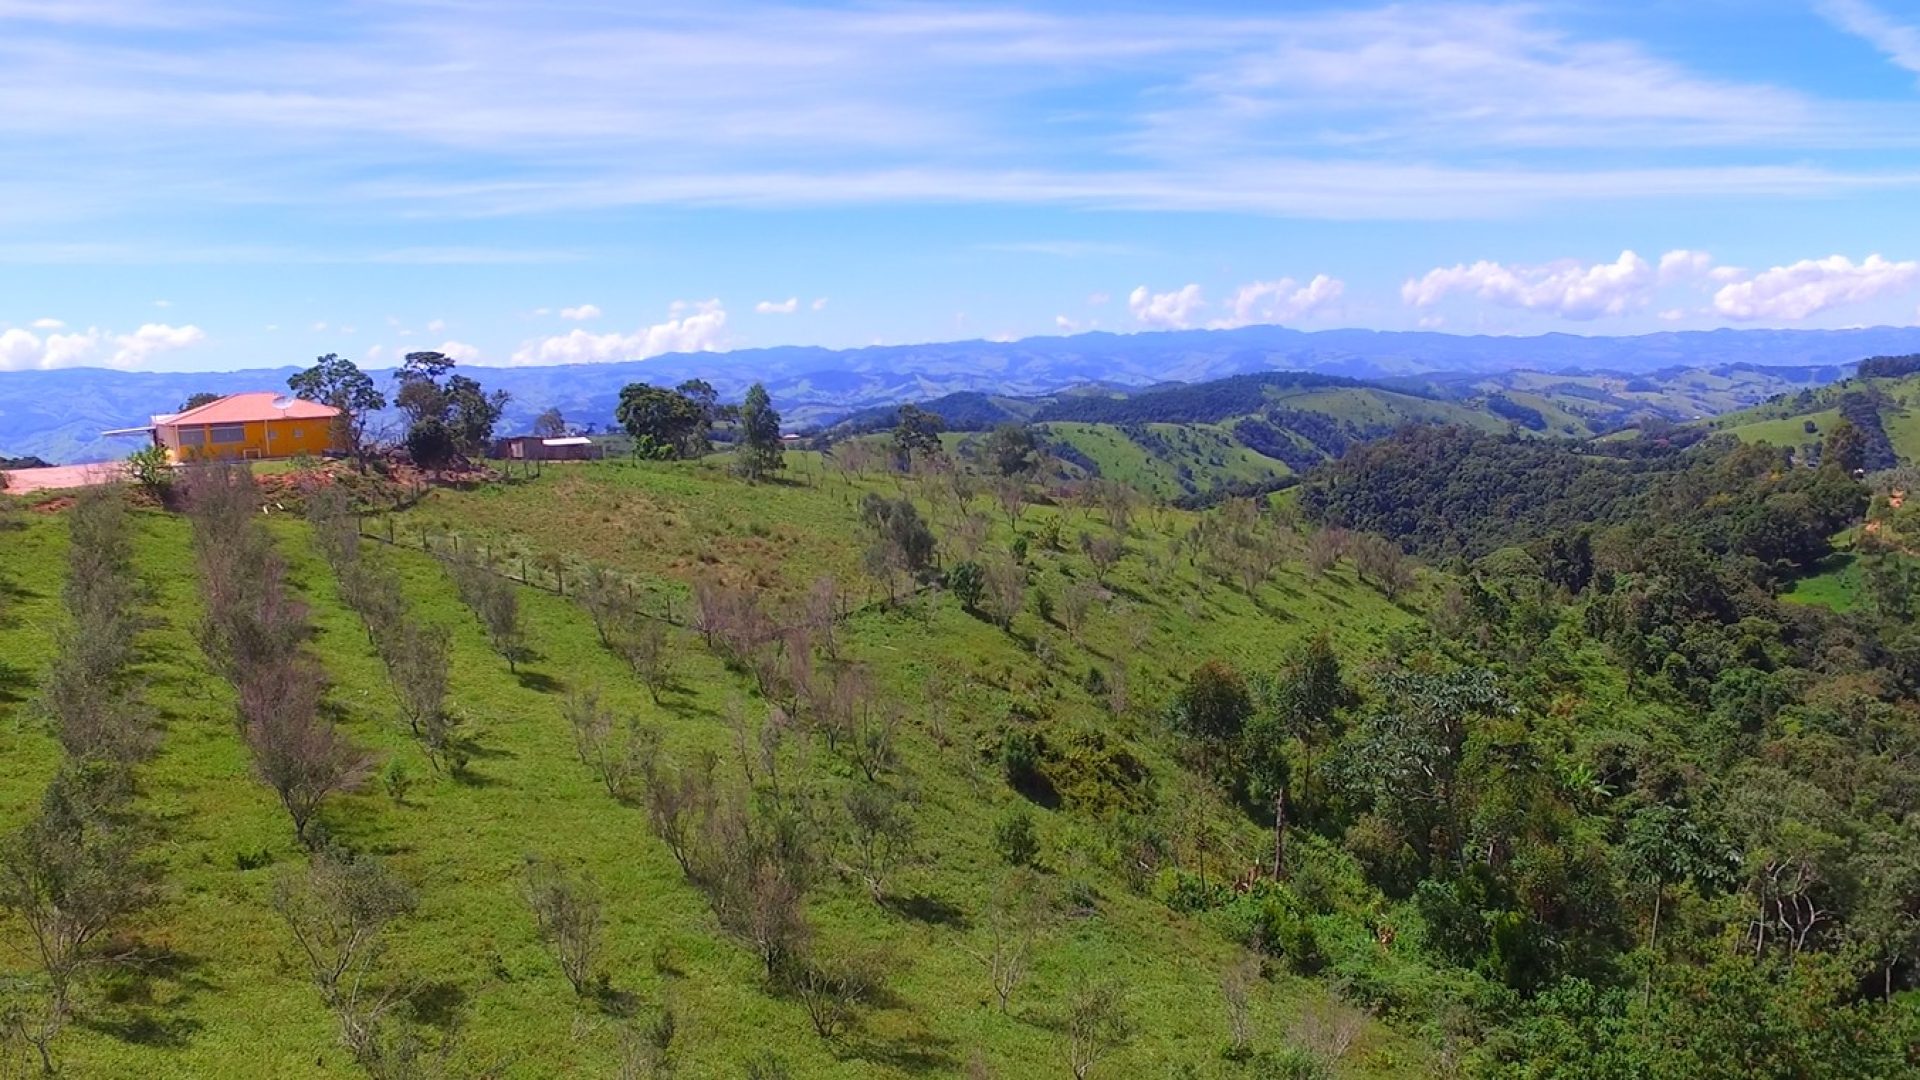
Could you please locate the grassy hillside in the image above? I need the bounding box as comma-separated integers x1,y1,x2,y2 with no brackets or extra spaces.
0,464,1438,1077
1716,372,1920,464
1035,422,1293,502
823,364,1849,505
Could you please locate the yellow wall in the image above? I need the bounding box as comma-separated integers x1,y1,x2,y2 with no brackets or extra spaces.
160,418,337,463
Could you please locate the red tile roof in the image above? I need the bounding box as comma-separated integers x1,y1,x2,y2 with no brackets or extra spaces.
163,392,339,426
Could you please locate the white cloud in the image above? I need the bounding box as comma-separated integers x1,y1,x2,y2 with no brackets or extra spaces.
112,323,206,366
1657,308,1687,322
755,297,799,315
531,308,552,317
1657,249,1714,283
152,299,171,308
1711,254,1920,321
366,344,385,362
559,303,602,321
1129,283,1207,329
1214,274,1345,328
1819,0,1920,79
426,318,446,332
0,321,205,371
30,317,63,329
0,328,42,369
1088,292,1111,306
1401,250,1655,320
511,300,728,365
1055,315,1079,332
436,340,481,362
811,297,828,311
310,321,328,332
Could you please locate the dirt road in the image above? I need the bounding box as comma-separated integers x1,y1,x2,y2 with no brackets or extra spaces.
1,463,127,494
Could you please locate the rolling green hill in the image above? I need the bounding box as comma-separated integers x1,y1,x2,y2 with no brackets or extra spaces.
1715,371,1920,466
0,459,1439,1078
826,363,1856,505
5,419,1919,1077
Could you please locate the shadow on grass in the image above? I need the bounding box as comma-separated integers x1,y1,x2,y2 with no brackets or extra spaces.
839,1029,959,1075
884,891,969,930
592,984,642,1018
0,662,32,705
515,669,563,694
88,945,213,1049
451,766,508,789
407,980,469,1030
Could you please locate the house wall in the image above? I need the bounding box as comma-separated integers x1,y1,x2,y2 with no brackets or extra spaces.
160,418,337,463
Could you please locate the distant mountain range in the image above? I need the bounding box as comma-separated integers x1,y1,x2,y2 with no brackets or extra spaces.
4,323,1919,463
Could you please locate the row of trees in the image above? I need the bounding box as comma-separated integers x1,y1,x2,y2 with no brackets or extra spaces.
441,550,526,673
224,476,465,1073
1,489,158,1072
307,487,463,773
186,465,371,846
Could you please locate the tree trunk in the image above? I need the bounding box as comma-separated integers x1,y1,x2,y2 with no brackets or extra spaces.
1643,887,1662,1009
1272,784,1288,880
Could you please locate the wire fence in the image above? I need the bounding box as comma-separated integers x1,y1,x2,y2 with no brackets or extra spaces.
352,512,939,637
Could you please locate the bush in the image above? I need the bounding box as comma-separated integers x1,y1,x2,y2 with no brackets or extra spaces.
1000,728,1045,795
992,806,1040,867
947,561,985,612
125,445,172,502
1248,1046,1330,1080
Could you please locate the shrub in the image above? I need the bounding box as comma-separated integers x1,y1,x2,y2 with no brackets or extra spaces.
947,561,985,612
125,445,173,503
992,805,1040,867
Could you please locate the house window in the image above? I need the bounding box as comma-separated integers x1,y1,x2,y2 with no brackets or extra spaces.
211,425,246,444
290,428,301,438
179,428,206,447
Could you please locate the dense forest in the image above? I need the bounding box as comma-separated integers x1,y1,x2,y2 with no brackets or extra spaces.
1288,420,1920,1075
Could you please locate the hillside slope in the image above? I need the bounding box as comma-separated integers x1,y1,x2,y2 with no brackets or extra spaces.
1715,370,1920,467
0,461,1433,1077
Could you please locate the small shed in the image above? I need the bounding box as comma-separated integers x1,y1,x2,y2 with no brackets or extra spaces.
493,435,603,461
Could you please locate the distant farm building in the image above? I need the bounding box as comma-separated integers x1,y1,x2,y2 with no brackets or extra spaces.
105,392,340,464
493,435,604,461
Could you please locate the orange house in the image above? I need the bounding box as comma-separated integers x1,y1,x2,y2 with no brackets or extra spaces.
148,392,342,464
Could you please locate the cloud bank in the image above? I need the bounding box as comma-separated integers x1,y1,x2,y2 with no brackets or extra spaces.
510,300,728,365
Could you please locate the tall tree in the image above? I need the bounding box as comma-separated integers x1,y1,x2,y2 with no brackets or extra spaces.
1247,634,1354,877
1174,660,1252,780
443,375,509,456
616,383,709,459
892,405,945,469
388,352,505,465
533,408,567,438
736,383,785,481
982,423,1037,477
288,354,388,470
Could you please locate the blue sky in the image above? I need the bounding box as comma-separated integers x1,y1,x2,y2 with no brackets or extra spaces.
2,0,1920,373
